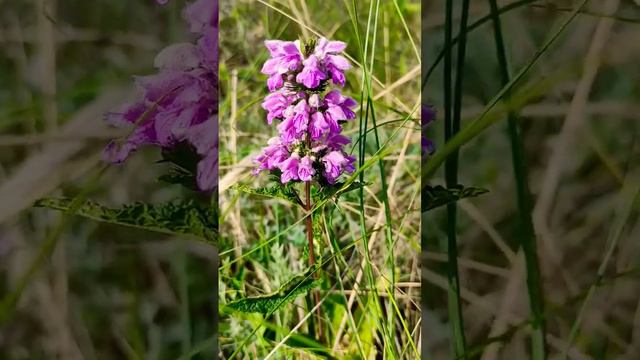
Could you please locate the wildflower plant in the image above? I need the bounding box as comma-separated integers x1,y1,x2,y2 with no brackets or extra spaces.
255,37,356,273
224,37,363,337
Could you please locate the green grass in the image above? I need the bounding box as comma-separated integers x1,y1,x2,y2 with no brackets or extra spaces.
487,0,547,358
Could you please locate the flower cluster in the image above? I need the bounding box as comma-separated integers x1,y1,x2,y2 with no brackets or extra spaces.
255,38,357,184
103,0,218,192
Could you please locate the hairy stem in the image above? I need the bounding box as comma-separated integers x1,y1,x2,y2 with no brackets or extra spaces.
305,180,323,340
306,181,315,270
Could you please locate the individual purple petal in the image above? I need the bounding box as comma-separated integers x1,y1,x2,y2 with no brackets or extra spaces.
314,37,347,57
105,102,147,127
298,156,315,182
185,116,217,155
324,40,347,53
198,27,217,72
262,91,290,124
344,154,356,174
326,54,350,70
267,74,284,92
296,55,326,89
326,133,351,150
309,111,329,140
308,93,322,108
278,153,300,183
322,151,348,184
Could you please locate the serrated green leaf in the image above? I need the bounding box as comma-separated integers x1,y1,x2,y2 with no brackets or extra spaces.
226,268,320,314
233,184,303,207
34,198,216,244
422,185,489,212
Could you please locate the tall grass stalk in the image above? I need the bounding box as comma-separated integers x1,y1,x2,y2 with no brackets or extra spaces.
487,0,547,358
348,0,397,355
365,0,399,352
443,0,469,357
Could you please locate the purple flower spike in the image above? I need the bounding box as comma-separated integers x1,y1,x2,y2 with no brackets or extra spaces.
255,36,357,185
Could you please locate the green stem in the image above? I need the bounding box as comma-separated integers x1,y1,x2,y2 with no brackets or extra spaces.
443,0,469,358
487,1,547,358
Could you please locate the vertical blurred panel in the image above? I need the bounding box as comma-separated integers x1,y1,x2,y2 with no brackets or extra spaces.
422,1,640,359
0,0,218,358
218,0,420,358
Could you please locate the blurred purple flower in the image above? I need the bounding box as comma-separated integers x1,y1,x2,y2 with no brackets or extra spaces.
422,104,436,155
104,0,218,192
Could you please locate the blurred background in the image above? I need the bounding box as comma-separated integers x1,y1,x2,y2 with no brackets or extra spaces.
423,0,640,359
0,1,216,359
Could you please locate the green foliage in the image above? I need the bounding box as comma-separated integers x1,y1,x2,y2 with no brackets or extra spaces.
158,166,199,190
157,142,201,190
34,198,217,244
313,181,367,203
233,183,304,207
422,185,488,212
226,268,320,314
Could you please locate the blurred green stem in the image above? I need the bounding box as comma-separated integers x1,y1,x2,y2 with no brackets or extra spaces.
487,1,547,358
444,0,469,357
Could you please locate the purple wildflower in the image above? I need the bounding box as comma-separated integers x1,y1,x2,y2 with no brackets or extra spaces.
255,36,356,184
104,0,218,192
